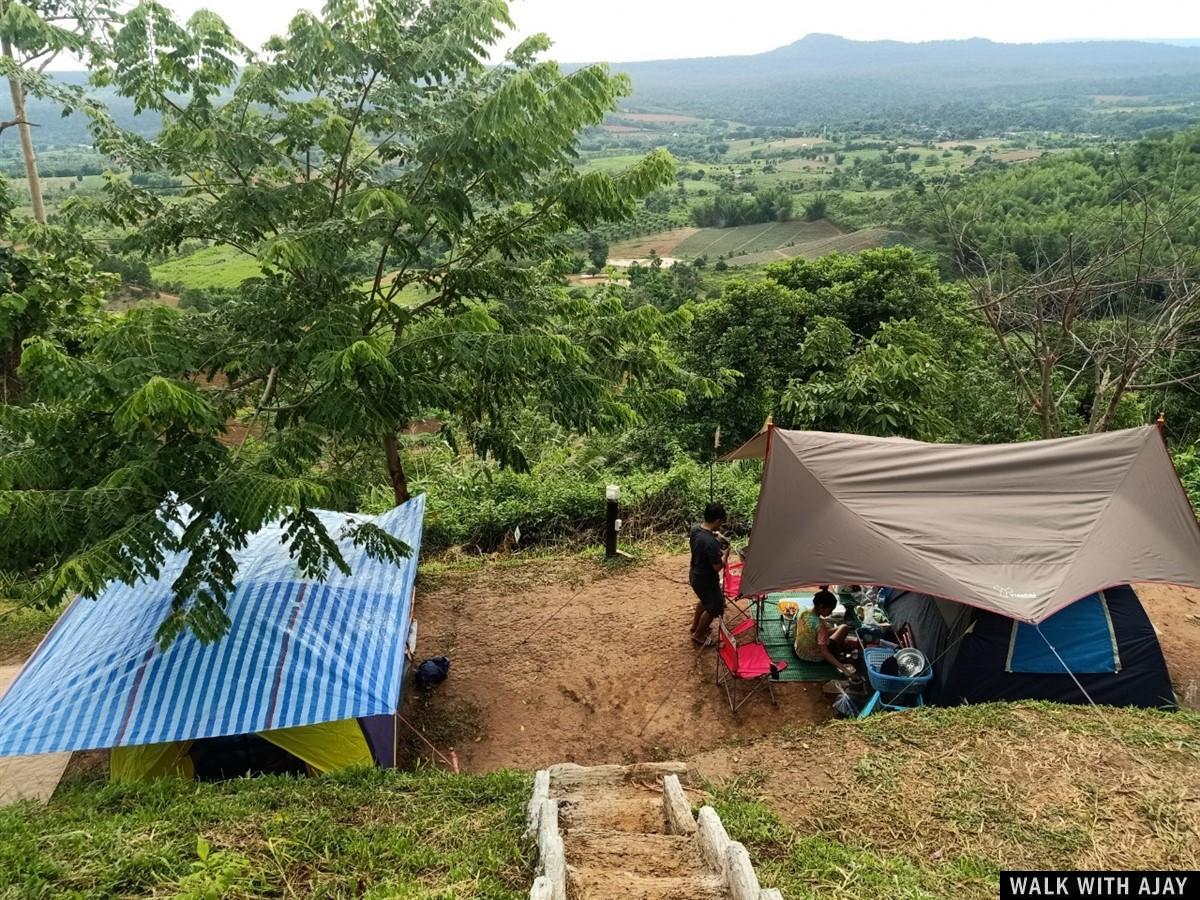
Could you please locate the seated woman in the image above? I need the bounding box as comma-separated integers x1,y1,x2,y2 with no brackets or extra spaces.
793,587,856,677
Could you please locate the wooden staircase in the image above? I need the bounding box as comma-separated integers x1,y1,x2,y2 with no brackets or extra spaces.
526,762,780,900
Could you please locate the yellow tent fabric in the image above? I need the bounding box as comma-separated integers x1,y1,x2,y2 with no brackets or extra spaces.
259,718,373,774
110,741,194,781
109,719,371,782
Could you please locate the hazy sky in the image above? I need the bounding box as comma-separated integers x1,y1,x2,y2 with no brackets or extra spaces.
64,0,1200,67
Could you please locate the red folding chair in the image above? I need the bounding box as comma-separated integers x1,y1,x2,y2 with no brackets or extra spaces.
723,560,744,600
721,560,760,639
715,619,789,713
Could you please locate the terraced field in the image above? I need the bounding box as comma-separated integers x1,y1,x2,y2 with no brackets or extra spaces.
730,227,905,265
675,219,841,258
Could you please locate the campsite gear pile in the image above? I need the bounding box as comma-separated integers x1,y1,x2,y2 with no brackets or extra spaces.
722,425,1197,710
858,647,934,718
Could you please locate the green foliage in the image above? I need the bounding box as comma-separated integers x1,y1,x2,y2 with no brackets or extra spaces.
1172,446,1200,511
172,837,257,900
97,254,152,286
0,601,59,663
0,176,115,398
586,232,608,270
803,194,828,221
692,186,794,228
784,318,954,439
623,258,703,311
366,437,762,552
2,0,691,643
663,245,1022,455
0,766,533,898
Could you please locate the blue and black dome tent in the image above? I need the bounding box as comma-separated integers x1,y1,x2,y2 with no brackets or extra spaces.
0,494,426,781
883,585,1175,708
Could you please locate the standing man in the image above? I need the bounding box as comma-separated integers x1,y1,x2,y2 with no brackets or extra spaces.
689,502,729,645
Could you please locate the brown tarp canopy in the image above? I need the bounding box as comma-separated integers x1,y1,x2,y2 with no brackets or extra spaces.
731,426,1200,622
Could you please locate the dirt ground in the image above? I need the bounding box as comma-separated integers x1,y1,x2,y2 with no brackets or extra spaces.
1136,582,1200,705
406,554,829,773
608,228,698,259
408,555,1200,773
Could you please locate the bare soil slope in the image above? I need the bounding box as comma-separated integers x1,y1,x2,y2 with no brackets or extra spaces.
408,555,1200,773
407,554,828,772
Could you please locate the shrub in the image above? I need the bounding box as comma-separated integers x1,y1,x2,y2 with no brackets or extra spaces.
364,447,763,553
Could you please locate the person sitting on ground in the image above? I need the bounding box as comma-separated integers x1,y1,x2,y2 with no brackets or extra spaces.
793,586,856,677
689,501,729,645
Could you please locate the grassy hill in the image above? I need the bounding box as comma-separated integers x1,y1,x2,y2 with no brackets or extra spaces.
702,702,1200,899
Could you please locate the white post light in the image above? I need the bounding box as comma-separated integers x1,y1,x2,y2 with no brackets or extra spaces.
604,484,620,557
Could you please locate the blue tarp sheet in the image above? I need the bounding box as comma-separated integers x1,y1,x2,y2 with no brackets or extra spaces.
0,495,425,758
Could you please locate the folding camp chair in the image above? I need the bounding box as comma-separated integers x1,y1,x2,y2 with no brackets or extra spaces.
721,559,763,639
716,619,789,713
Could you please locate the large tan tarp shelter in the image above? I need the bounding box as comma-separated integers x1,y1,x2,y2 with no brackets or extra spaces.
728,425,1200,622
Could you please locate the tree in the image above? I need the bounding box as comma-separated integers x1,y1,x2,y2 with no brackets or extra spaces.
0,175,112,400
2,0,686,644
587,232,608,271
803,195,828,222
939,142,1200,438
0,0,115,222
784,317,954,440
668,246,1021,454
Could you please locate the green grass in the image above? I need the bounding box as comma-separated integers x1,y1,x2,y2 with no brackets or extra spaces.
711,780,997,900
0,602,60,664
576,152,653,174
707,702,1200,898
5,174,108,200
0,767,534,899
151,245,263,290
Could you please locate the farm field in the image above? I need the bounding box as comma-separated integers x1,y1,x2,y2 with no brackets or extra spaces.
608,226,699,258
150,245,261,289
726,135,828,156
676,218,842,258
616,112,706,124
731,226,906,265
609,220,906,267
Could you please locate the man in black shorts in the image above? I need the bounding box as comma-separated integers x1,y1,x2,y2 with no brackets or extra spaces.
689,502,729,645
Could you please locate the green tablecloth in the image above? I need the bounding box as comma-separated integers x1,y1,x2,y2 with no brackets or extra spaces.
752,593,839,682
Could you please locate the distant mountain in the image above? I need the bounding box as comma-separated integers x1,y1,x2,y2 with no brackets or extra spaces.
6,34,1200,153
603,34,1200,132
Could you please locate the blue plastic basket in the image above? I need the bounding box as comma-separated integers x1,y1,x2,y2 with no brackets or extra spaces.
863,647,933,696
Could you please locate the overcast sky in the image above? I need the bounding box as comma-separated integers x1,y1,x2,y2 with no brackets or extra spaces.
61,0,1200,67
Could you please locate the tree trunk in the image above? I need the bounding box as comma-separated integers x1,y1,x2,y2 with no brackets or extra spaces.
1,36,45,224
383,432,410,506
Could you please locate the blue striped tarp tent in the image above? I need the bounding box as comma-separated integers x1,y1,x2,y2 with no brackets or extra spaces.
0,494,425,758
